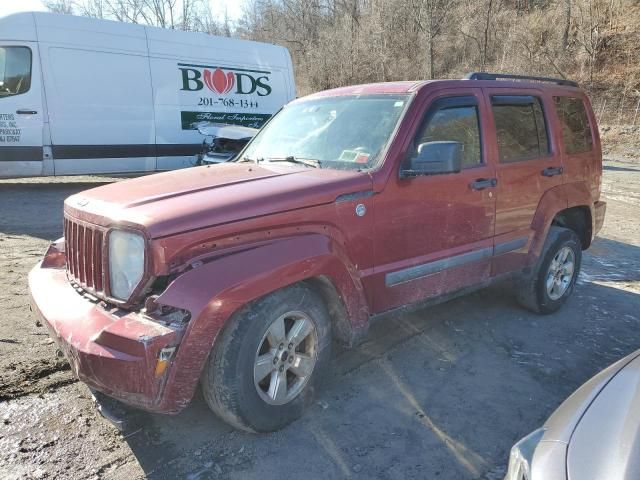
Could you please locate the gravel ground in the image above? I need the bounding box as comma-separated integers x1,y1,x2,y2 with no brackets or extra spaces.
0,160,639,480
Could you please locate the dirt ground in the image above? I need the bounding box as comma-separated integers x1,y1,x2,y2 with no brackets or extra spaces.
1,159,639,480
600,124,640,161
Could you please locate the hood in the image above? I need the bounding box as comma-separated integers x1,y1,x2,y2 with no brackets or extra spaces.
567,353,640,480
541,350,640,445
196,122,258,140
64,163,372,238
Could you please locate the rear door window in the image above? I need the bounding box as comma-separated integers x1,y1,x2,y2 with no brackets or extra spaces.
491,96,549,163
0,46,32,98
554,96,593,154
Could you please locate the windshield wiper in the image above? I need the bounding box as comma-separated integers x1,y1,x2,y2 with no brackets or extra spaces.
265,156,321,168
237,156,263,163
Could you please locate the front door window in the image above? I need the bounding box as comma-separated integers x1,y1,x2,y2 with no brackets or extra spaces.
417,103,482,169
0,46,32,98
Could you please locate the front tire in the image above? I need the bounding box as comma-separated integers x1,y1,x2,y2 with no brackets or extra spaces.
201,283,331,432
516,226,582,314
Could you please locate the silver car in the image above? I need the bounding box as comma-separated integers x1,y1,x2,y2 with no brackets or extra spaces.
505,350,640,480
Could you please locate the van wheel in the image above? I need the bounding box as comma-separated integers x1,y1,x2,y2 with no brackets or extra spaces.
516,226,582,314
201,283,331,432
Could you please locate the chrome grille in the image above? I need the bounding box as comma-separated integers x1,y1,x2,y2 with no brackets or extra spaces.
64,216,105,293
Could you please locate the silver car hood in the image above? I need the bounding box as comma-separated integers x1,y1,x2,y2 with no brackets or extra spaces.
567,354,640,480
541,351,640,444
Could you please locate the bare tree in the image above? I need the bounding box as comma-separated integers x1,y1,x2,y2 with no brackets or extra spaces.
139,0,179,28
574,0,609,86
44,0,636,125
103,0,146,24
562,0,571,50
77,0,108,18
413,0,456,79
481,0,493,70
43,0,75,14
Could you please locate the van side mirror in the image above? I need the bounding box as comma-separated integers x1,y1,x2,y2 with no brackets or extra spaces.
401,141,463,177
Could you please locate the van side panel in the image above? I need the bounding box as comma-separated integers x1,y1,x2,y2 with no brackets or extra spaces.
34,14,155,174
283,48,297,101
2,12,296,176
42,48,155,174
0,14,44,178
146,27,295,171
0,12,37,42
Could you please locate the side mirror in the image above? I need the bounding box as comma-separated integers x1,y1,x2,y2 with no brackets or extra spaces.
401,141,463,177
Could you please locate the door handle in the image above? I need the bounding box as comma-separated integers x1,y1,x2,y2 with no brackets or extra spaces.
541,166,563,177
16,109,38,115
470,178,497,190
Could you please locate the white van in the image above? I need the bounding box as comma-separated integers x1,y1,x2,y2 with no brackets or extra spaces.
0,12,295,177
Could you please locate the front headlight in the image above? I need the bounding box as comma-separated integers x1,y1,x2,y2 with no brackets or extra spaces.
108,229,145,300
505,428,545,480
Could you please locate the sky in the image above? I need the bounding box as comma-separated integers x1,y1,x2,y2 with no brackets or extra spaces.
0,0,245,21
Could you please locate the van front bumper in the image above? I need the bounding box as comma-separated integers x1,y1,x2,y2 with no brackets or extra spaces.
28,260,187,413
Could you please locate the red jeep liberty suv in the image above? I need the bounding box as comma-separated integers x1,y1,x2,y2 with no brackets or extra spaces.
29,72,606,432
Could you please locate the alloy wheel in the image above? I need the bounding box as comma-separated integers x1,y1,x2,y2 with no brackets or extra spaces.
253,311,318,405
546,246,576,300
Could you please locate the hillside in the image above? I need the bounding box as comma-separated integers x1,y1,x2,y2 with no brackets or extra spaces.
44,0,640,159
236,0,640,159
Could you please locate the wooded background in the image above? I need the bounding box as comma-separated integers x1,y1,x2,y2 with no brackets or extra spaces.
44,0,640,126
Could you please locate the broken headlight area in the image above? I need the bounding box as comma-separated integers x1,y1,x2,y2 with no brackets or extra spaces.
139,296,189,379
142,294,191,328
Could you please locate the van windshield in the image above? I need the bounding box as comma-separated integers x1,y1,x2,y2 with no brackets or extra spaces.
0,47,32,98
240,94,410,170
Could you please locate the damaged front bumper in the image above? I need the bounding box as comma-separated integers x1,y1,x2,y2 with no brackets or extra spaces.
28,257,187,413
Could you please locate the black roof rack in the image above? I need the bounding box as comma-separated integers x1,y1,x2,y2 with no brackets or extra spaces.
464,72,579,88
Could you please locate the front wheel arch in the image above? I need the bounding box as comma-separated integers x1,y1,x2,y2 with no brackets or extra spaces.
304,275,368,347
201,282,332,432
152,234,370,411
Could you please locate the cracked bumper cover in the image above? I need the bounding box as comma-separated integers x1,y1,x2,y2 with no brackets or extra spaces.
28,261,185,413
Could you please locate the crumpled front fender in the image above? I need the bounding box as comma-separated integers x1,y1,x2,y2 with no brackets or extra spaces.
155,233,369,410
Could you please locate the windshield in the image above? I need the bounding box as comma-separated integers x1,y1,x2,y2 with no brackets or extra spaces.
241,94,410,170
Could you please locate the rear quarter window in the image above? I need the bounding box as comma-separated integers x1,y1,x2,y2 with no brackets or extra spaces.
554,96,593,154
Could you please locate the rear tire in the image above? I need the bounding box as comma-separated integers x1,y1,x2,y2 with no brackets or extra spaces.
201,283,331,432
516,226,582,314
